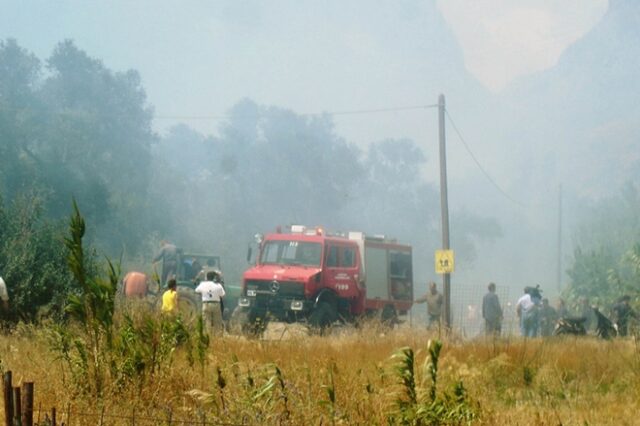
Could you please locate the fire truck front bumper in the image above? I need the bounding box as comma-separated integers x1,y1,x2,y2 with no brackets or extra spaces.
239,295,307,311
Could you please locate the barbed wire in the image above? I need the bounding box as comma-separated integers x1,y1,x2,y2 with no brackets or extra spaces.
31,407,246,426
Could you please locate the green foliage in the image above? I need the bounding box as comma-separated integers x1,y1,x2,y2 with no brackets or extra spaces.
389,340,480,426
566,183,640,308
112,310,191,389
59,200,118,396
0,193,73,322
53,202,200,397
1,38,501,283
0,38,163,258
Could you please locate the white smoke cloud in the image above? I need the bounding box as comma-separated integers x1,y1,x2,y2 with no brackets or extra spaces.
437,0,609,91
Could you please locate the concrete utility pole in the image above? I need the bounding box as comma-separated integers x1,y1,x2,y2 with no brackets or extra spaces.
438,94,451,329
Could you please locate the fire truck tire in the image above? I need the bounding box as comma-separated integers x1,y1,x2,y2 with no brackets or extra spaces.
381,305,397,328
230,307,265,338
309,302,337,334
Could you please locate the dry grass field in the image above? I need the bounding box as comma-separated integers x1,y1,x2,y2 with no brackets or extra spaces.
1,314,640,426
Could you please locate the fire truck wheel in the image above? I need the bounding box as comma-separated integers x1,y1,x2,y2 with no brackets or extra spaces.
230,307,265,338
309,302,337,334
381,305,397,328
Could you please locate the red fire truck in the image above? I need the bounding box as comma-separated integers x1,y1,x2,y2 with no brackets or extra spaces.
231,225,413,333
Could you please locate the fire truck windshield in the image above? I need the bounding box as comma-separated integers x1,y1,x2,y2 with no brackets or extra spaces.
260,240,322,267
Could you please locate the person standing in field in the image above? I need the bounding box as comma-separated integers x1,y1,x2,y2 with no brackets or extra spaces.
611,295,638,337
0,275,9,311
578,296,597,332
161,279,178,315
0,275,8,331
516,287,540,337
482,282,503,336
415,281,443,329
122,271,149,298
153,240,178,285
195,271,226,336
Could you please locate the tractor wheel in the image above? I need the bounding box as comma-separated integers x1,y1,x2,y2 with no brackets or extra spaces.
308,302,337,335
177,287,200,322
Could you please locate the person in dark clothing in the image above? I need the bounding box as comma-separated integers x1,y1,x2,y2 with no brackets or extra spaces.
611,295,638,337
153,240,178,285
539,298,558,337
190,258,203,281
578,296,597,332
482,282,503,336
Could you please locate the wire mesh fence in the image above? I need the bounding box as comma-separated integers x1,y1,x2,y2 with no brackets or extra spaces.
410,283,517,337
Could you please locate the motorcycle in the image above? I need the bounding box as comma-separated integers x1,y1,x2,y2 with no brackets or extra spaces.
553,307,617,339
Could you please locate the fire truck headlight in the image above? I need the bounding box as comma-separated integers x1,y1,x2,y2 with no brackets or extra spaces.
247,289,257,297
238,297,251,307
290,300,304,311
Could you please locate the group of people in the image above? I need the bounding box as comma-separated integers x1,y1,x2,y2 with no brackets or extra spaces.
513,285,557,337
515,288,639,338
160,271,226,336
122,240,227,336
416,280,638,338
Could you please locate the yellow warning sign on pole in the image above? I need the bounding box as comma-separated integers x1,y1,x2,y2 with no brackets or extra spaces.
435,249,454,274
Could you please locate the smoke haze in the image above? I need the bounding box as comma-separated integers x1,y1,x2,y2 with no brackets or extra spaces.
2,0,638,330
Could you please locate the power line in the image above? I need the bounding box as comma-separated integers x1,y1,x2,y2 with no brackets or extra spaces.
154,104,439,121
445,109,527,208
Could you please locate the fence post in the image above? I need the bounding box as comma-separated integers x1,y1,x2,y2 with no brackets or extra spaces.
3,371,13,426
51,407,56,426
12,387,21,426
21,382,34,426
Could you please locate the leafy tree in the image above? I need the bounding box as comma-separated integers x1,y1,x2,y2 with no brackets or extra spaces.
150,100,365,282
0,39,42,201
39,40,158,253
0,193,74,322
0,39,162,257
565,182,640,307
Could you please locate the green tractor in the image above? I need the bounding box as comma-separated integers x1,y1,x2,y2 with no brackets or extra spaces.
159,250,241,322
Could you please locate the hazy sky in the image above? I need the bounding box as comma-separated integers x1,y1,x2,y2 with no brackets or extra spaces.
0,0,608,143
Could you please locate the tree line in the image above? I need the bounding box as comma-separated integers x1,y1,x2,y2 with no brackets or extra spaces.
1,38,505,321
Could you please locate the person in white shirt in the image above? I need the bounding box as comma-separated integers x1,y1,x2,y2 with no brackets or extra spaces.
195,271,226,336
0,276,9,311
516,287,540,337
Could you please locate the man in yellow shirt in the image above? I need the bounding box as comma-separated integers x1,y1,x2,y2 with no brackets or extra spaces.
161,279,178,314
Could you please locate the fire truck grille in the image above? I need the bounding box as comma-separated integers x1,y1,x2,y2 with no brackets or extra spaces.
245,280,304,297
